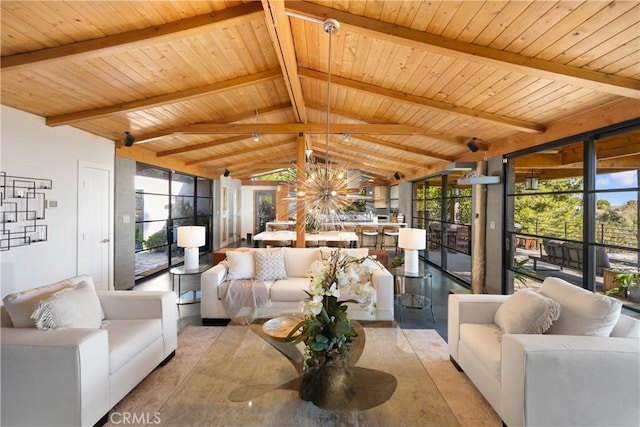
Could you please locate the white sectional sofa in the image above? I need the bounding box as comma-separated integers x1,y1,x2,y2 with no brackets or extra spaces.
1,275,178,427
448,277,640,427
201,247,394,322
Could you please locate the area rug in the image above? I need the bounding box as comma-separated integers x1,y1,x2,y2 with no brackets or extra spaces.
106,326,500,427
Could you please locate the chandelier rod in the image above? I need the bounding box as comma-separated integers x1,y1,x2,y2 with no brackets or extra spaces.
323,19,339,175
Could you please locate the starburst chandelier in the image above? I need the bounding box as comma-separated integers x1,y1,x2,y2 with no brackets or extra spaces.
297,18,361,230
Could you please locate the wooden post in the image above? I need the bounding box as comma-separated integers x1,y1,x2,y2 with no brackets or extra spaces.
295,133,306,248
471,160,487,294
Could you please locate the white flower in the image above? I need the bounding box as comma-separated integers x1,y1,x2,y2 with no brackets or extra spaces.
308,295,324,315
325,282,340,298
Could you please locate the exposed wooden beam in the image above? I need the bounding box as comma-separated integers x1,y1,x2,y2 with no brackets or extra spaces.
262,0,307,123
48,68,282,127
2,3,264,72
287,2,640,99
299,67,545,134
175,123,429,135
156,135,247,157
134,102,292,145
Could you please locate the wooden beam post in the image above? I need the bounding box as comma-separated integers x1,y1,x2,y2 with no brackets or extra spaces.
296,133,307,248
471,160,487,294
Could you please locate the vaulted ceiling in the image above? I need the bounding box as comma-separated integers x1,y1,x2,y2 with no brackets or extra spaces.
2,1,639,184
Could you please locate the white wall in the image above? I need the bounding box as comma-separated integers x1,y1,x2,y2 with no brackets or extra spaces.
0,106,114,297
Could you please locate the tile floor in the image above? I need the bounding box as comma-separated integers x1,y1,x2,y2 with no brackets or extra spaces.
134,249,470,342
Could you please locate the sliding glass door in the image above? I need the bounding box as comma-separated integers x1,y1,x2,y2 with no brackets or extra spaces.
135,164,213,280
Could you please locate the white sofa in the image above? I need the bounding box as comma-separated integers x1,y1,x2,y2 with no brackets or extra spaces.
201,247,394,321
1,275,178,427
448,277,640,427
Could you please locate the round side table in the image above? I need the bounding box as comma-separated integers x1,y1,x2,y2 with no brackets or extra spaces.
392,267,435,323
170,264,210,305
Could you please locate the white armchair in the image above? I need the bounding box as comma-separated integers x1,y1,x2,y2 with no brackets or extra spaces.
448,277,640,427
1,280,177,427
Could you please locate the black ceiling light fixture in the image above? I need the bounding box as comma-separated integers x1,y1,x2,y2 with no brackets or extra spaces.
394,171,401,180
123,131,135,147
466,137,481,152
223,168,230,177
524,169,539,190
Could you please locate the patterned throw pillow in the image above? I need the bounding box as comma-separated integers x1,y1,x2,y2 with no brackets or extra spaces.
255,248,287,281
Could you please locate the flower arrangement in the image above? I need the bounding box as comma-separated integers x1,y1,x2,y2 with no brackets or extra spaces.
287,249,377,370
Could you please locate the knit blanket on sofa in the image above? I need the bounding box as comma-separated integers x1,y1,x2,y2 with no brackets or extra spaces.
219,279,270,318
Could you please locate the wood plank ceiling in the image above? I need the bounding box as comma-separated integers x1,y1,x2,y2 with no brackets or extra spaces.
2,1,639,184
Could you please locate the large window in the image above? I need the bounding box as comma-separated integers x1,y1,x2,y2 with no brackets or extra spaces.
413,173,472,284
135,164,213,280
506,125,640,294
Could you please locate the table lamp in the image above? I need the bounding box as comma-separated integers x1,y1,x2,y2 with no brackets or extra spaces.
398,228,426,274
177,226,205,271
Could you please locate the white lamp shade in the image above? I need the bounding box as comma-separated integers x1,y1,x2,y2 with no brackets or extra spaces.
177,226,205,248
398,228,426,250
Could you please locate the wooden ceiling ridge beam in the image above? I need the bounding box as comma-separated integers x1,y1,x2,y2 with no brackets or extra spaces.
47,68,282,128
287,2,640,99
136,102,293,145
261,0,307,123
2,2,264,73
299,67,544,134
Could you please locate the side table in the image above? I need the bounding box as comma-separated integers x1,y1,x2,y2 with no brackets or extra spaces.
170,264,210,305
392,267,435,323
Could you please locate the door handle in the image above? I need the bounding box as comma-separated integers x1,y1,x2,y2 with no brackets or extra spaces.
100,239,110,243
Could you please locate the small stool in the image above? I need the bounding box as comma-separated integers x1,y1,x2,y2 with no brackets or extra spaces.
381,226,400,254
360,226,380,249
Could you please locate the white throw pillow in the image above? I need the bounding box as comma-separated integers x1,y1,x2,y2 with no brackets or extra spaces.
538,277,622,336
2,275,97,328
283,248,320,277
226,250,255,280
494,288,561,334
255,248,287,281
31,281,103,329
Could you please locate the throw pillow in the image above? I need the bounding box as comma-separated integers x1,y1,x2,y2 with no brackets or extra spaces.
494,288,561,334
2,274,98,328
226,250,256,280
30,281,104,329
538,277,622,336
255,248,287,281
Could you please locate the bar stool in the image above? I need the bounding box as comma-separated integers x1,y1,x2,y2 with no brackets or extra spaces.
360,226,380,249
381,226,400,254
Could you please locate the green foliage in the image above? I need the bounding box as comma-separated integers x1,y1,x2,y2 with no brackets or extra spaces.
143,228,167,252
254,169,296,182
606,269,640,298
514,178,583,240
513,258,536,287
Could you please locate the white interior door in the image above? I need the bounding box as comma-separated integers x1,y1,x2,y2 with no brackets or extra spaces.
77,161,113,290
